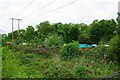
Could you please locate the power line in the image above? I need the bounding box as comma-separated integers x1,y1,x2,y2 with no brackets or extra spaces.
31,0,56,14
25,0,79,20
40,1,75,15
23,0,57,19
15,0,34,17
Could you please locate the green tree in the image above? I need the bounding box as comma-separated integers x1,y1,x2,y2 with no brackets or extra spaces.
78,23,91,44
51,22,64,36
25,26,35,43
36,21,51,40
62,24,72,43
89,19,117,44
69,26,80,41
7,33,12,42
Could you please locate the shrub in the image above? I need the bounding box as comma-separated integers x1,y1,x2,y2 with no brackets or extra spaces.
14,44,36,54
44,35,63,47
106,35,120,63
39,60,75,78
19,67,44,78
74,64,86,78
84,46,108,61
60,41,79,60
2,47,22,78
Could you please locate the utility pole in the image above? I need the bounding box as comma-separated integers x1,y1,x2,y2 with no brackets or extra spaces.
117,1,120,35
17,19,22,47
117,1,120,64
10,18,22,47
10,18,14,46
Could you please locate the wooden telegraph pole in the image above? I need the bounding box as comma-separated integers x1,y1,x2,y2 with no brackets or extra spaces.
17,19,22,47
117,1,120,35
10,18,22,47
10,18,14,46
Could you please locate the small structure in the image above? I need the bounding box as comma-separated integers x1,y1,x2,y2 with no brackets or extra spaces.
78,44,97,51
79,44,92,48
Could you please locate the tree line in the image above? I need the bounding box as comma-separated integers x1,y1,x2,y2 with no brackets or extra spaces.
1,19,117,46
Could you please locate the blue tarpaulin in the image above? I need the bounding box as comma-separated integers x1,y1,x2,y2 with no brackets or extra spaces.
79,44,92,48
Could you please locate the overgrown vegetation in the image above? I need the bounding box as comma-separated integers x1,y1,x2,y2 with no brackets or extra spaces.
2,46,119,78
1,19,120,78
60,41,80,60
107,35,120,63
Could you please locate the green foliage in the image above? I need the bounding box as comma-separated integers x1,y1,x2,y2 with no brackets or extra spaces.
2,47,22,78
79,26,91,44
34,37,43,45
2,29,26,45
2,46,119,78
38,59,75,78
69,26,80,41
25,26,35,43
107,35,120,63
74,64,86,78
44,35,63,47
19,68,44,78
19,29,26,43
85,46,108,61
36,21,52,40
7,33,12,41
60,41,79,59
50,22,64,35
62,24,71,43
3,19,117,45
1,19,119,78
89,19,117,43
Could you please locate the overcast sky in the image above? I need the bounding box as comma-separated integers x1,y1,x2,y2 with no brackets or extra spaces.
0,0,119,34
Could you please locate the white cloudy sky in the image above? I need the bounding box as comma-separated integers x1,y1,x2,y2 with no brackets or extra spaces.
0,0,119,34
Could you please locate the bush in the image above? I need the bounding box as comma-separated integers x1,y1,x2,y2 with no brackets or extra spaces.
85,46,108,59
2,47,22,78
107,35,120,63
19,67,44,78
60,41,79,60
39,59,75,78
13,44,36,54
44,35,63,47
74,64,86,78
